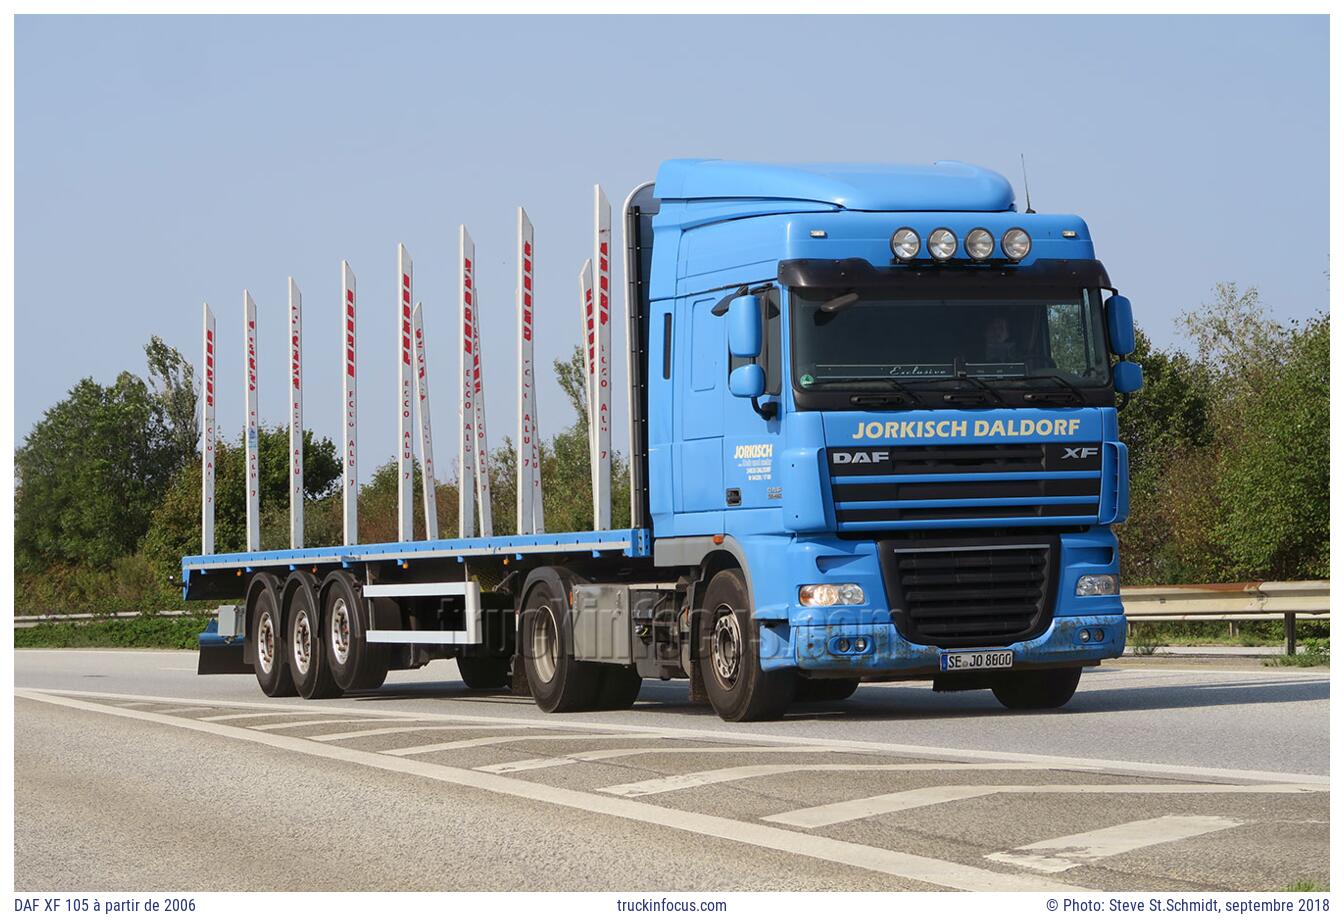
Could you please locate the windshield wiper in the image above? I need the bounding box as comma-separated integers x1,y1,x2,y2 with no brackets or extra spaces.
907,373,1008,406
806,376,919,406
1018,374,1087,406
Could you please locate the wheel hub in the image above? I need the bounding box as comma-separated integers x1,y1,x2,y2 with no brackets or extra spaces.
711,607,742,688
256,610,276,674
292,609,312,675
531,604,559,684
330,598,351,665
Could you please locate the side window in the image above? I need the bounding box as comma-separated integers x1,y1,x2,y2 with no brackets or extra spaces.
728,287,782,395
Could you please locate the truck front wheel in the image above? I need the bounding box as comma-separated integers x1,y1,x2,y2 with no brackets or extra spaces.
992,667,1082,710
700,569,794,722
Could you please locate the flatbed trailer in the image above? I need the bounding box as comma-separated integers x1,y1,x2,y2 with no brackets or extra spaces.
187,159,1142,721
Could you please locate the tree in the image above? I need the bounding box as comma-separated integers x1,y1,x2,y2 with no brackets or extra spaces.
16,373,181,571
145,335,198,467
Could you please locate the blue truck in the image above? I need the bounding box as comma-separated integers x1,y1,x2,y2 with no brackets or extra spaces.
186,158,1141,722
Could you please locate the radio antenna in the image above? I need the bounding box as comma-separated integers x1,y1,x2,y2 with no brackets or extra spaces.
1020,153,1036,214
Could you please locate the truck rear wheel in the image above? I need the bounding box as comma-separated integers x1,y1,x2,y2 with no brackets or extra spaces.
249,575,296,698
992,667,1082,710
286,574,341,699
796,676,860,703
322,572,389,693
700,569,794,722
521,579,600,712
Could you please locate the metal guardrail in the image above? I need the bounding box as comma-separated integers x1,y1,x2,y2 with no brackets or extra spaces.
1121,581,1329,655
16,581,1330,653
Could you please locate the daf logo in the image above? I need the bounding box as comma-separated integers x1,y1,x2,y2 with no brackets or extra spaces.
832,450,890,464
1062,446,1099,460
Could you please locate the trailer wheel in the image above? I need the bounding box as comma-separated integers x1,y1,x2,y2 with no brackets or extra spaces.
456,657,510,690
593,665,642,710
285,574,341,699
322,572,389,693
249,575,296,698
796,676,860,703
521,579,599,712
699,569,794,722
992,667,1082,710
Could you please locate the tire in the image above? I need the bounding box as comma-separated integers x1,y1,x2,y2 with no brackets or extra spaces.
457,657,510,690
593,665,643,710
699,569,794,722
321,572,389,693
521,578,600,712
249,575,296,698
992,667,1082,710
796,676,860,703
285,574,341,699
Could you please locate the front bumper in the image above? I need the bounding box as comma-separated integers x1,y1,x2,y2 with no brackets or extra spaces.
787,612,1127,677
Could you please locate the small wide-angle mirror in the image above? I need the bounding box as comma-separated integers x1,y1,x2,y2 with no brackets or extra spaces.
1113,360,1143,394
729,363,766,399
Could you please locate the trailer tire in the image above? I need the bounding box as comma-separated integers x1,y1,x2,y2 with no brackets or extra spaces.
321,572,388,693
249,575,296,698
456,657,510,690
992,667,1082,710
796,676,860,703
699,568,794,722
285,574,341,699
521,578,600,712
593,665,642,710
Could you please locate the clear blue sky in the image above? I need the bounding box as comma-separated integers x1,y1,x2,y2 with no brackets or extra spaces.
15,15,1329,478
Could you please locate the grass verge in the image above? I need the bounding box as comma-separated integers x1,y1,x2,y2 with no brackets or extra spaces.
14,615,209,650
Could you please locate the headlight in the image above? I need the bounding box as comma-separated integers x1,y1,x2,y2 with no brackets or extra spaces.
1075,574,1119,596
966,227,994,261
1002,227,1032,261
890,227,920,261
799,583,866,606
927,228,957,261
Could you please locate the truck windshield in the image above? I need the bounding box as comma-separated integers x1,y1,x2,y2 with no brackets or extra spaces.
790,287,1110,395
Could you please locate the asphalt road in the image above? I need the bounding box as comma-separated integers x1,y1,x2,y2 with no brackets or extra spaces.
13,649,1330,892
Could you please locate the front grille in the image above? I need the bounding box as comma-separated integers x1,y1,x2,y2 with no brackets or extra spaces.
879,536,1058,647
829,441,1102,530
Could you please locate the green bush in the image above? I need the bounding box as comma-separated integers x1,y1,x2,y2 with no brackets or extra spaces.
14,615,210,650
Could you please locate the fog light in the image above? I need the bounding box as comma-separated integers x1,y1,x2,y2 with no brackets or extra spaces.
1094,628,1104,641
799,583,866,606
854,637,869,652
1079,629,1091,642
1076,574,1119,596
836,638,851,653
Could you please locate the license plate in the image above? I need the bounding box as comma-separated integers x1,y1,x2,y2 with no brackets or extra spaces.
940,649,1013,672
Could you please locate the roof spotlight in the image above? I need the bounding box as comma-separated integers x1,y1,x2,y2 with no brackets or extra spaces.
966,227,994,261
928,228,957,261
1002,227,1032,261
890,227,920,261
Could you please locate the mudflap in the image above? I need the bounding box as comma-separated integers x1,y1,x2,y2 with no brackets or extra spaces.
197,618,251,675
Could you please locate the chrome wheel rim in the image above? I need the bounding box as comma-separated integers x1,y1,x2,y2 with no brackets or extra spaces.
530,604,559,684
330,598,351,666
256,609,276,675
711,605,742,689
292,608,312,676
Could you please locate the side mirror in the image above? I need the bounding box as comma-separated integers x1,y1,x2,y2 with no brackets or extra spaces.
729,364,766,399
727,295,762,358
1114,360,1143,394
1105,294,1135,356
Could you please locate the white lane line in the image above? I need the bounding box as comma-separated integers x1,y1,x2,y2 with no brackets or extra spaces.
154,706,218,715
766,784,1320,829
600,762,1079,798
24,687,1329,788
15,689,1083,892
382,734,667,757
479,746,871,775
310,724,496,741
198,711,313,722
252,717,422,732
986,815,1244,873
115,702,157,709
